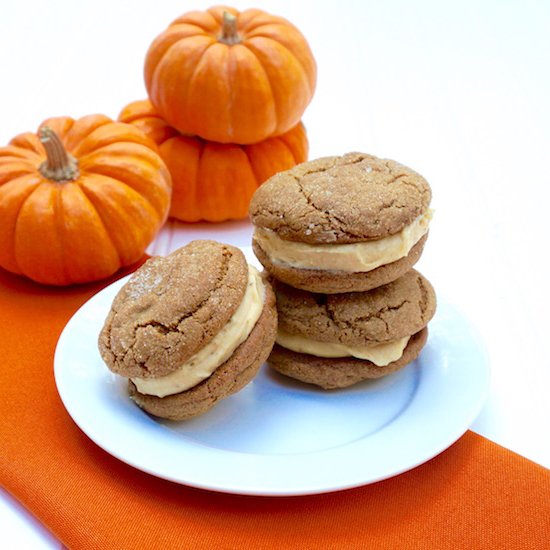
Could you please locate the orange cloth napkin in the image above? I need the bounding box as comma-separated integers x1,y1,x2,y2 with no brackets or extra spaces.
0,266,549,550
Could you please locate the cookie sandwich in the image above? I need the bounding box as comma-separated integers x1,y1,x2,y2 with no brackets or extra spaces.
250,152,432,294
98,240,277,420
268,269,436,389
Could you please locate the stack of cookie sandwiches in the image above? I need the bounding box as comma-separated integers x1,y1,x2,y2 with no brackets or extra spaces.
249,152,437,389
98,241,277,419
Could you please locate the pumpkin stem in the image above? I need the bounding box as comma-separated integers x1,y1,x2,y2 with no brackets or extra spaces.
219,11,241,45
38,127,79,182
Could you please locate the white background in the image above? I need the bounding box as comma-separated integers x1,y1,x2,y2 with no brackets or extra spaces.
1,0,549,547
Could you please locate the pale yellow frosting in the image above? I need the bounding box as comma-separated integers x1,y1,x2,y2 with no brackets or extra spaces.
276,330,409,366
254,210,432,272
132,266,265,398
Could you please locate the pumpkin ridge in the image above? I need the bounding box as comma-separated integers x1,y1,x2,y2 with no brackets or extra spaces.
189,40,224,88
179,9,221,32
121,115,178,147
153,35,216,123
71,124,154,158
247,35,312,100
244,20,310,36
168,22,209,35
79,142,170,190
238,41,281,123
0,146,41,162
183,40,222,119
77,174,151,264
245,25,316,92
275,136,298,164
14,182,66,283
80,149,171,219
73,182,121,268
118,102,180,149
144,27,197,85
81,165,165,220
9,133,44,155
78,161,166,208
61,182,122,279
81,171,163,225
276,123,307,164
161,32,215,60
53,183,71,283
237,11,290,34
64,115,113,152
0,174,42,273
117,103,147,124
225,46,238,137
81,141,163,158
228,45,277,136
156,136,202,221
147,24,211,69
0,161,35,186
241,146,263,185
268,134,298,166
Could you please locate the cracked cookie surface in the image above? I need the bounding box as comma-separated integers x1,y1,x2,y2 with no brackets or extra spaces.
271,269,436,346
249,152,431,244
98,240,248,379
268,328,428,389
128,283,277,420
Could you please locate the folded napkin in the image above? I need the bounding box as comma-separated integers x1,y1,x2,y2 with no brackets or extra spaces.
0,266,548,550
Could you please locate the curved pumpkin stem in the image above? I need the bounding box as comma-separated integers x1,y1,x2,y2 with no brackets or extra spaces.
38,127,79,182
219,11,241,45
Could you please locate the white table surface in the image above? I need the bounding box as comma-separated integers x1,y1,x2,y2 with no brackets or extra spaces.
1,0,549,547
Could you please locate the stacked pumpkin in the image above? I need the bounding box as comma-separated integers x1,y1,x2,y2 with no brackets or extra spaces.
122,6,317,222
0,6,316,285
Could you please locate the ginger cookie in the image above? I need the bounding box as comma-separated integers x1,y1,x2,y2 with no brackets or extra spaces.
98,240,277,420
249,152,432,293
267,270,436,389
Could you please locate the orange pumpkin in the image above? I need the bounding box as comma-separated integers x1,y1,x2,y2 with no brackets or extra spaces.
0,115,172,285
144,6,316,144
119,99,308,222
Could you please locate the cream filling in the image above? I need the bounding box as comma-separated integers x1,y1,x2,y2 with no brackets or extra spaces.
132,266,265,398
276,330,410,366
254,210,432,272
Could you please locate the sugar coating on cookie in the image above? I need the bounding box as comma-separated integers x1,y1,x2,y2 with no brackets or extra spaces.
99,240,249,379
249,152,432,292
98,240,278,419
250,152,431,244
129,285,277,421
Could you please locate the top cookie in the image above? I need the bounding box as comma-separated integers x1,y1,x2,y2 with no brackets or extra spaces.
249,152,431,244
98,240,248,379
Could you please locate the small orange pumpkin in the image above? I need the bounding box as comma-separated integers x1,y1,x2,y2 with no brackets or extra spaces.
119,99,308,222
144,6,316,144
0,115,172,285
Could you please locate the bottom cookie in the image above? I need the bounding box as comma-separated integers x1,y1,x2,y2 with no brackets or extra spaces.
268,328,428,389
129,284,277,420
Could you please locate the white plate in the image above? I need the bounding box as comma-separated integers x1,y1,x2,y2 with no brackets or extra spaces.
54,248,490,496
